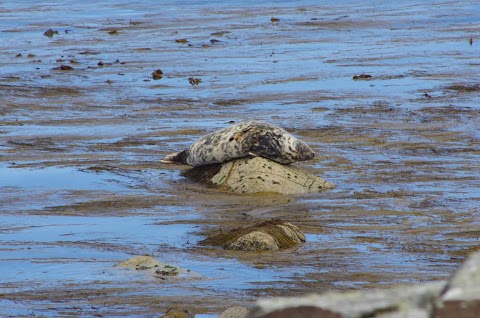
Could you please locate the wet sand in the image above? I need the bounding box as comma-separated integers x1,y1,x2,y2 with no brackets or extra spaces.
1,0,479,316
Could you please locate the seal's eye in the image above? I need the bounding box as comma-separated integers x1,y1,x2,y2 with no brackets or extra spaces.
229,137,234,142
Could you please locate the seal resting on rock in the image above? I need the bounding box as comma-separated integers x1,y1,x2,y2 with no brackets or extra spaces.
161,120,315,166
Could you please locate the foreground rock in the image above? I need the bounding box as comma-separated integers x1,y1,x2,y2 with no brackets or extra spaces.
201,219,305,251
115,255,201,280
246,249,480,318
182,157,334,195
247,282,444,318
436,250,480,317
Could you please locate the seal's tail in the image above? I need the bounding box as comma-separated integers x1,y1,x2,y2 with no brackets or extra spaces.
160,150,188,164
160,152,179,164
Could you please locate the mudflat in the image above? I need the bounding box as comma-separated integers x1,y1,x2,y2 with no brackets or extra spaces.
0,0,479,316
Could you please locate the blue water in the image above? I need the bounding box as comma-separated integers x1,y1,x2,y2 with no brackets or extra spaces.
1,0,479,316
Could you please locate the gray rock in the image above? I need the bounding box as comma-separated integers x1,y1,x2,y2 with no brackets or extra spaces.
247,282,444,318
435,250,480,317
245,250,480,318
182,157,334,195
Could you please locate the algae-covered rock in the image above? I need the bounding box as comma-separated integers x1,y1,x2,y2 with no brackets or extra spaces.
160,308,195,318
201,219,306,251
182,157,334,195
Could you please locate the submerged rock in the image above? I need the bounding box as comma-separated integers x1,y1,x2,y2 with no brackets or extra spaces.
201,219,306,251
182,157,334,195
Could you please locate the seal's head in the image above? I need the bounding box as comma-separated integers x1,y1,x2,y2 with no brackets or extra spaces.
295,139,315,161
249,130,316,165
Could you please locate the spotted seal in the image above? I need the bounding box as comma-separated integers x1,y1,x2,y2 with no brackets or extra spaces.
161,120,315,166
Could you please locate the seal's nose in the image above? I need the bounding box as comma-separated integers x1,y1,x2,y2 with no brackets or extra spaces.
312,151,316,157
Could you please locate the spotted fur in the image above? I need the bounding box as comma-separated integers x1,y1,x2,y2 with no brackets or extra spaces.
161,120,315,166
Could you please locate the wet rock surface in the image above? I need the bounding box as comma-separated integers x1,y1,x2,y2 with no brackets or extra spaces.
183,157,334,194
160,308,196,318
1,0,480,317
116,255,163,270
201,219,306,251
115,255,202,280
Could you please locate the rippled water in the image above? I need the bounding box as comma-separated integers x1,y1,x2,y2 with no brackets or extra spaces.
1,0,479,316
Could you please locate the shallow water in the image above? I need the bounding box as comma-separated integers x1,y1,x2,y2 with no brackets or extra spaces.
1,0,480,316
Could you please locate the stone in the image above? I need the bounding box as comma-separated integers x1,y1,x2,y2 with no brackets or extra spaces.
435,250,480,318
201,219,306,251
219,306,249,318
182,157,334,195
115,255,201,280
115,255,162,270
247,282,444,318
243,250,480,318
160,308,195,318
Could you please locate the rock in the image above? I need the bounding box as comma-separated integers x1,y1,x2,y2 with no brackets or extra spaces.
182,157,334,195
201,219,305,251
115,255,162,270
246,282,445,318
243,250,480,318
43,28,59,38
115,255,201,280
230,231,279,251
435,250,480,318
160,308,195,318
219,306,249,318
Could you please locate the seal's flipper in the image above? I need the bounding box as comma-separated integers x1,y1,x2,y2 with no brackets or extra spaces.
161,150,189,165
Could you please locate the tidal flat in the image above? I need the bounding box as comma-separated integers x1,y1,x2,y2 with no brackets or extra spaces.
0,0,479,316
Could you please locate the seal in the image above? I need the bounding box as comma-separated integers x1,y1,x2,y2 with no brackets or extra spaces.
161,120,315,166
